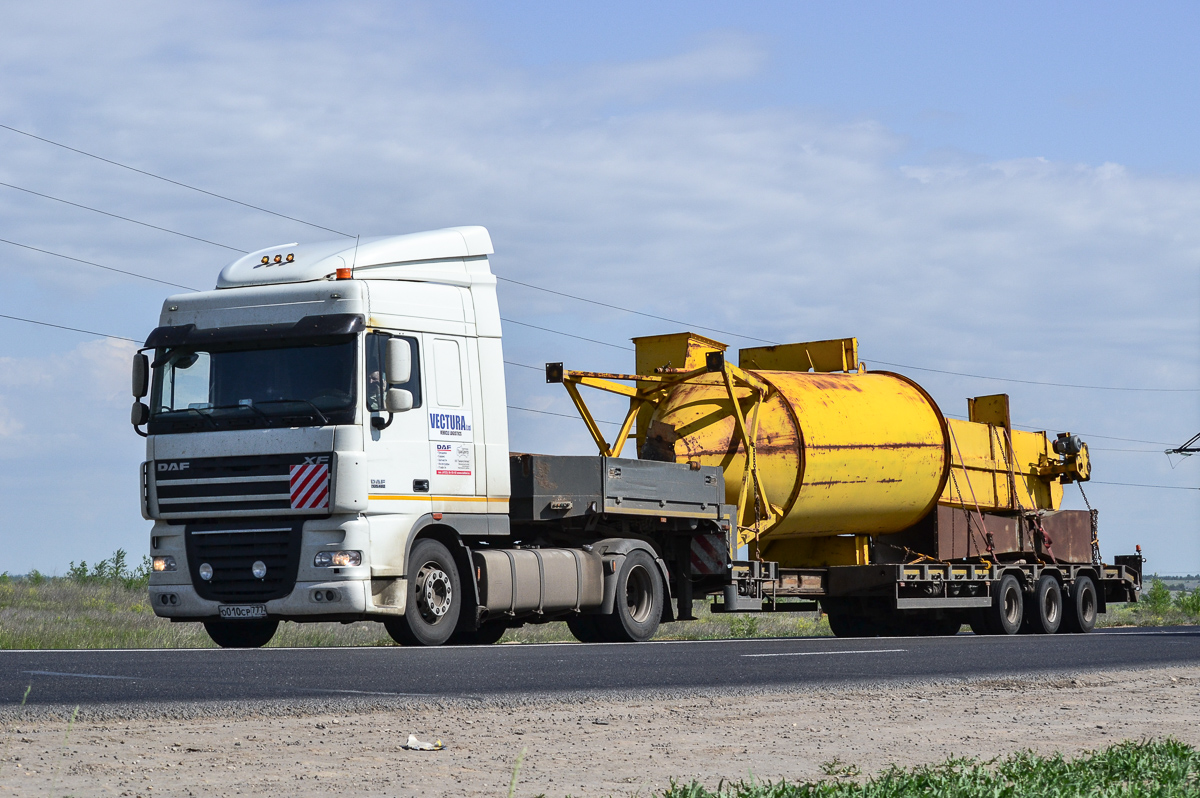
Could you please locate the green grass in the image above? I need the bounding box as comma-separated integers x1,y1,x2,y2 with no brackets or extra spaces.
0,575,830,649
0,553,1187,648
658,739,1200,797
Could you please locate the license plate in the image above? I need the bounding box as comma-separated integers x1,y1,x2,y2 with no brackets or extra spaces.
218,604,267,620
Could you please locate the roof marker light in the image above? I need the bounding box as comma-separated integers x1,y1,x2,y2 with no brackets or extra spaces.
286,253,294,262
274,254,282,263
260,256,269,264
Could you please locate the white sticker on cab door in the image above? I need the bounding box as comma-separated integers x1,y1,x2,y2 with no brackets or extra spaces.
434,443,473,476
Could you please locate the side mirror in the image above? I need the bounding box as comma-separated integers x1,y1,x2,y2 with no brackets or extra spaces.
132,353,150,398
385,388,413,413
385,338,411,385
131,401,150,437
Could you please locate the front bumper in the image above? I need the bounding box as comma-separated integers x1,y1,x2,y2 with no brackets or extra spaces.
149,579,370,619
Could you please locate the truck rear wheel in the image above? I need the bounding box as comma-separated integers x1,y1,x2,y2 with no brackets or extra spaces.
973,573,1024,635
203,619,278,648
597,550,663,643
384,539,462,646
1026,574,1062,634
1062,575,1098,634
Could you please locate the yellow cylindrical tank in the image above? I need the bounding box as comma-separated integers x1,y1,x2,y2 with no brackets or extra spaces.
647,370,950,547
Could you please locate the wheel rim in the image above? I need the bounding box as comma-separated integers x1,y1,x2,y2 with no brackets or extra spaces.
624,565,653,623
1003,585,1021,626
415,562,453,623
1044,588,1060,625
1080,584,1096,622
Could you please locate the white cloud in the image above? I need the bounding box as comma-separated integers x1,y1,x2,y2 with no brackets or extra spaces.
0,1,1195,570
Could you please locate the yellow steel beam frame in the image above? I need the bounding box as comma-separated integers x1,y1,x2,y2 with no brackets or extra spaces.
557,363,779,552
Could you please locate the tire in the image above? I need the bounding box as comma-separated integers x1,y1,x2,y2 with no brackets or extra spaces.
980,574,1024,635
1062,575,1098,634
203,619,278,649
566,615,606,643
1026,574,1063,634
384,538,462,646
596,550,663,643
449,620,508,646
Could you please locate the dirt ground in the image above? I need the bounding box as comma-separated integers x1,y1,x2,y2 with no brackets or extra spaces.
0,665,1196,797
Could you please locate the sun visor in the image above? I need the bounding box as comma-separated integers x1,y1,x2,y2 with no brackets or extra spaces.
145,313,366,349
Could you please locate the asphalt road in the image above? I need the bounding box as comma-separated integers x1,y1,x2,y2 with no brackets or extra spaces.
2,627,1198,707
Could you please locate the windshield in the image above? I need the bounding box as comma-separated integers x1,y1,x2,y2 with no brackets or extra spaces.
148,337,357,433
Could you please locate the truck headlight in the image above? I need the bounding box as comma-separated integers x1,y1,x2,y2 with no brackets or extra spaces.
152,556,177,572
314,550,362,567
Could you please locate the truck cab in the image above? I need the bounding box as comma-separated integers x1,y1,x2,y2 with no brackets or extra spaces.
137,227,519,646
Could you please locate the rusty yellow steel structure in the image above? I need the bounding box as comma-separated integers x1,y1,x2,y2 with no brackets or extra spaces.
553,332,1088,566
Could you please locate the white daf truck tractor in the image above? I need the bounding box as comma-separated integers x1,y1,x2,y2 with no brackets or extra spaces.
132,227,742,648
133,226,1140,648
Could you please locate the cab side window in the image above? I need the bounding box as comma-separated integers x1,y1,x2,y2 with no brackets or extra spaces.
366,333,422,412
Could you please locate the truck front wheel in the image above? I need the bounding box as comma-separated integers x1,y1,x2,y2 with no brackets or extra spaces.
597,550,663,643
384,539,462,646
203,619,278,648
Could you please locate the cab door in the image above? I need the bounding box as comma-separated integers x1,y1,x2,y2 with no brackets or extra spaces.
425,335,477,497
364,332,431,508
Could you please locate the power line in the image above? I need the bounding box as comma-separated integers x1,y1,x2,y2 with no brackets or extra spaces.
0,311,1187,453
0,313,620,425
501,317,634,351
1168,432,1200,455
867,359,1198,393
942,413,1175,447
0,237,200,290
498,276,777,344
0,122,353,238
6,124,1188,394
0,313,136,342
0,181,245,252
1090,480,1199,491
508,405,621,425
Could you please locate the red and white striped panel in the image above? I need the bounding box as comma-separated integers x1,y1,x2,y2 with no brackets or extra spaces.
690,533,728,576
289,464,330,510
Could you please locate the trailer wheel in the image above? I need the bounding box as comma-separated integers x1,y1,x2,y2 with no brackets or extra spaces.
384,538,462,646
974,573,1024,635
1026,574,1063,634
597,550,663,642
203,619,278,648
1062,575,1098,634
566,615,605,643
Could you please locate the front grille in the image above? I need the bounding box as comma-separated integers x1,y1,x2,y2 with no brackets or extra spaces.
154,453,331,520
186,520,302,602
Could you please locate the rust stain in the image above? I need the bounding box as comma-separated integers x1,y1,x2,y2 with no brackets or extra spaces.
806,442,942,451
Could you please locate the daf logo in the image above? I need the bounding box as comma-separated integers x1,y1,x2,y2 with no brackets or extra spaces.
303,456,331,465
158,462,190,472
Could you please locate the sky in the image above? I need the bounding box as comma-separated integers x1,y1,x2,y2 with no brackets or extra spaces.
0,1,1196,574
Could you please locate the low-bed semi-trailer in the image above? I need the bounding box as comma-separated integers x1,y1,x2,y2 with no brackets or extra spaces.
133,226,1140,647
